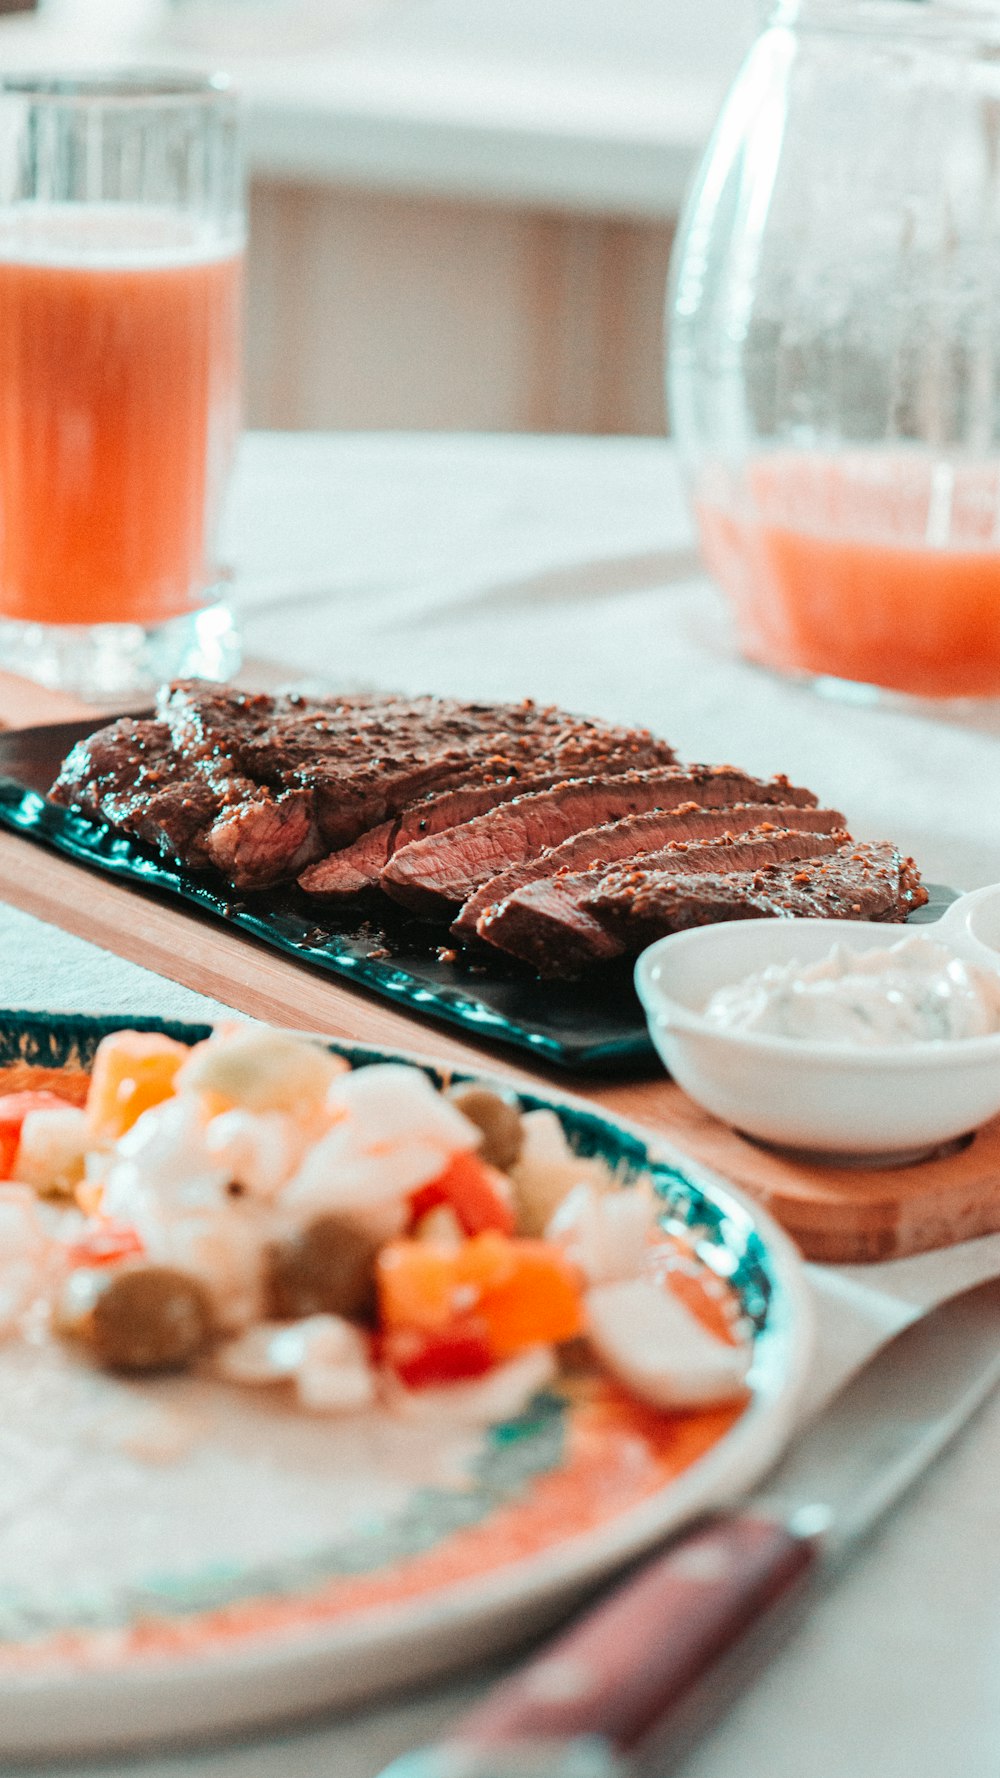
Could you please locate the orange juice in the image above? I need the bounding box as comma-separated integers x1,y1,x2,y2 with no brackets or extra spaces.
696,453,1000,699
0,207,242,628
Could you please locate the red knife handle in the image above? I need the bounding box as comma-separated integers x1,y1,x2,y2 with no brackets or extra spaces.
451,1514,820,1756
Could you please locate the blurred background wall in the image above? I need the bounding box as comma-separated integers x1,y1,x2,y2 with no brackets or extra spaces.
20,0,763,432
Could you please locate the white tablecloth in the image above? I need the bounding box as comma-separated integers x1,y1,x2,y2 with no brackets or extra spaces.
7,432,1000,1778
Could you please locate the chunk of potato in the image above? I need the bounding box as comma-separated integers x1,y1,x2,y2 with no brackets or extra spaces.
177,1025,348,1115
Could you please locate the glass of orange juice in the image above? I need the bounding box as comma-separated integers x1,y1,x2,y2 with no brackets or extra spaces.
0,70,244,698
668,0,1000,705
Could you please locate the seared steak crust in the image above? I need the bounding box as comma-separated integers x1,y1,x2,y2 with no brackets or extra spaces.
159,685,675,842
48,683,927,974
451,802,846,941
50,713,326,885
299,735,677,899
380,767,821,916
588,842,928,941
52,686,675,891
51,718,231,871
478,829,849,976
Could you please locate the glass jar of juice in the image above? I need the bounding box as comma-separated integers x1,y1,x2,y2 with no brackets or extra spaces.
668,0,1000,702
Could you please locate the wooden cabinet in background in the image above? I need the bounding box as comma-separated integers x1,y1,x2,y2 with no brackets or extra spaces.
245,180,674,435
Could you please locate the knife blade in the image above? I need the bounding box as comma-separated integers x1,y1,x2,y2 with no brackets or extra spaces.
376,1274,1000,1778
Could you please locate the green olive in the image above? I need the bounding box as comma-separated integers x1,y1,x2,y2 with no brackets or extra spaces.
265,1214,379,1323
446,1084,523,1171
88,1266,213,1374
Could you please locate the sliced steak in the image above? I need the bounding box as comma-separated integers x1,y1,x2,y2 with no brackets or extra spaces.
478,828,848,976
161,684,675,836
381,767,821,916
51,716,325,887
588,842,928,940
300,782,550,899
451,802,845,940
299,819,401,898
160,686,676,857
54,686,676,891
299,734,677,899
200,789,322,885
51,718,225,871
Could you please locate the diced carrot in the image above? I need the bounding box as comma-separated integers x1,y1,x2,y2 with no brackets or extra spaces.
472,1237,584,1356
377,1231,584,1359
86,1032,189,1143
458,1230,520,1284
377,1241,459,1333
0,1090,77,1178
409,1150,516,1237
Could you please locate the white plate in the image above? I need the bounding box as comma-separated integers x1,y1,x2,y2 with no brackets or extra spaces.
0,1018,813,1758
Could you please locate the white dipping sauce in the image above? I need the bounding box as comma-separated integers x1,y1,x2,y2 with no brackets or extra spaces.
703,936,1000,1045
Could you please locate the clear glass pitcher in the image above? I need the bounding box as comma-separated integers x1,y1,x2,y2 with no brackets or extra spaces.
668,0,1000,702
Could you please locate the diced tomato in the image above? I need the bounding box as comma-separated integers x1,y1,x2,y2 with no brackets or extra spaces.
0,1090,77,1178
377,1231,584,1360
409,1150,516,1238
86,1032,188,1143
66,1223,145,1270
382,1319,495,1388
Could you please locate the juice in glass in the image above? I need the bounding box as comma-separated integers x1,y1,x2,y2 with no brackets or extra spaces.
696,453,1000,700
0,207,243,629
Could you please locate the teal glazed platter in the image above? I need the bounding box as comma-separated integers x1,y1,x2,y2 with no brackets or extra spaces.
0,1008,813,1759
0,718,955,1076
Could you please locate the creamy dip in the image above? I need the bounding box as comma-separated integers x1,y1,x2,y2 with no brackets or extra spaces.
703,936,1000,1045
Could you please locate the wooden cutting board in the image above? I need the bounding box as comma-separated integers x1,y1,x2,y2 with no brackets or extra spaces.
604,1082,1000,1265
0,820,993,1264
0,670,991,1267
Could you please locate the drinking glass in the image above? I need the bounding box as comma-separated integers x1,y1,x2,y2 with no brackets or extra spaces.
668,0,1000,704
0,70,244,699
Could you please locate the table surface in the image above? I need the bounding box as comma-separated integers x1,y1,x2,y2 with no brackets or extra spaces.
5,430,1000,1778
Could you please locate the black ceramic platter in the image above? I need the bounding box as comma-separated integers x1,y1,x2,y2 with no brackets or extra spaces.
0,718,956,1076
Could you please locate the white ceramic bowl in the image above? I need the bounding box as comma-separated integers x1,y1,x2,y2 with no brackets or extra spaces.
935,882,1000,972
635,896,1000,1162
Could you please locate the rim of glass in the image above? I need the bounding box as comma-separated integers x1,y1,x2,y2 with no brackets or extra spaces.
0,69,235,105
772,0,1000,38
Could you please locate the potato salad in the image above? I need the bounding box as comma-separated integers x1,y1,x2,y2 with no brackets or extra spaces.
0,1025,751,1423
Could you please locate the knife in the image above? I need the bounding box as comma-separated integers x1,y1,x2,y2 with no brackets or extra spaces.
377,1274,1000,1778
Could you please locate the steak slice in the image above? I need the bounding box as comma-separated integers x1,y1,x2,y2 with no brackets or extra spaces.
588,842,928,940
298,819,401,899
53,686,677,891
160,685,677,857
50,718,223,869
451,802,846,941
299,736,676,899
478,828,848,976
299,780,557,899
381,767,821,916
51,716,325,887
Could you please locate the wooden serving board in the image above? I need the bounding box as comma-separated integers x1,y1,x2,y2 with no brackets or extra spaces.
604,1083,1000,1265
0,670,98,730
0,670,990,1267
0,818,993,1264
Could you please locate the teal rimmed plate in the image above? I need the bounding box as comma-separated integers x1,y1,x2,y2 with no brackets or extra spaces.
0,1009,812,1759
